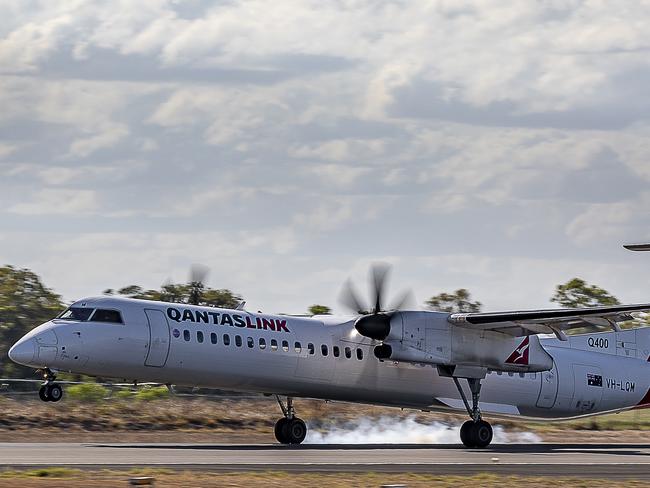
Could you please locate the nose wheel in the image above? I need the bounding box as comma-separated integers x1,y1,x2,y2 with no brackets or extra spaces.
274,396,307,445
38,369,63,403
39,383,63,402
453,377,493,448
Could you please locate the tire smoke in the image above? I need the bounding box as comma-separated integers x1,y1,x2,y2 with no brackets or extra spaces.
305,415,541,444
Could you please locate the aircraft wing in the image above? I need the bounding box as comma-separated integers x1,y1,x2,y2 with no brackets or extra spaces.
448,303,650,340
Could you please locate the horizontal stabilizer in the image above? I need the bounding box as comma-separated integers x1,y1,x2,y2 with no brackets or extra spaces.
624,243,650,251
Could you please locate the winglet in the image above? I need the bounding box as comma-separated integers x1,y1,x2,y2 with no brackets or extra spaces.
624,244,650,252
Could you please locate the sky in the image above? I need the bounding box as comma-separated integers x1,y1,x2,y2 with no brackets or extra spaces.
1,0,650,313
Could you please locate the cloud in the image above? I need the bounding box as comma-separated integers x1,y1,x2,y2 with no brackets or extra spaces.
68,124,129,157
8,189,98,215
2,1,650,313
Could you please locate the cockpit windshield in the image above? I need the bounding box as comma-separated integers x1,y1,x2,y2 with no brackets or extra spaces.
57,307,94,321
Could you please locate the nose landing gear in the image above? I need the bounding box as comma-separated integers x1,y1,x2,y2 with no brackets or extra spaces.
38,368,63,403
453,377,493,448
274,396,307,445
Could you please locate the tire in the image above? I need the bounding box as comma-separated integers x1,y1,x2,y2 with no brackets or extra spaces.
46,383,63,403
460,420,475,448
38,385,49,402
287,418,307,445
471,420,493,449
274,418,290,444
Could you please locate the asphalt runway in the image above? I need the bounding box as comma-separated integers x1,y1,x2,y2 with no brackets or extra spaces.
1,443,650,478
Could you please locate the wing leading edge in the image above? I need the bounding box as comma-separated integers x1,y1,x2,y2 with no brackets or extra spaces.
448,303,650,340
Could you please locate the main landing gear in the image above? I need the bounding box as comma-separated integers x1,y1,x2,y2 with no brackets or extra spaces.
274,396,307,445
38,368,63,403
453,377,493,449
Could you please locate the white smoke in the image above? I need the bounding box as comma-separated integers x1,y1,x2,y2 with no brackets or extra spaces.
305,415,540,444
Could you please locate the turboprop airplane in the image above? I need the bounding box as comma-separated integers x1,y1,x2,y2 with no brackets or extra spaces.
8,246,650,448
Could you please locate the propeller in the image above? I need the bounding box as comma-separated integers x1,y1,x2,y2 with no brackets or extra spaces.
188,263,209,305
339,263,415,341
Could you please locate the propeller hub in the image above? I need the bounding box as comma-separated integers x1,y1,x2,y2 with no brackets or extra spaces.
354,313,391,341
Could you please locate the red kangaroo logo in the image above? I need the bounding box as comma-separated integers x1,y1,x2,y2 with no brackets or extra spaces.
505,336,529,365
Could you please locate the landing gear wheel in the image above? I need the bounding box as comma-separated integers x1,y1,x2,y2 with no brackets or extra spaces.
286,418,307,445
46,383,63,403
452,377,492,448
38,385,49,402
274,418,290,444
471,420,493,448
460,420,475,448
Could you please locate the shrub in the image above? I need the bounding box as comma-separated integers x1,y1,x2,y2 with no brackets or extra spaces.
113,389,135,399
134,385,169,401
65,383,109,402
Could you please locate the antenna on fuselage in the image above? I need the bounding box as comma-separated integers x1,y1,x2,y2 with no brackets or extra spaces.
624,243,650,251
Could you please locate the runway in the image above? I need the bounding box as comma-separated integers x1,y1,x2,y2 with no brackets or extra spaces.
1,443,650,478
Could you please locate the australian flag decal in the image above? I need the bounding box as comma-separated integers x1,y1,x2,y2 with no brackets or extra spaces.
587,374,603,387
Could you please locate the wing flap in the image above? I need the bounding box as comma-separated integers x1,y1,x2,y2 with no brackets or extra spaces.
448,303,650,340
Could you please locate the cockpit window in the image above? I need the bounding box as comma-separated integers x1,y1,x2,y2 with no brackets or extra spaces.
91,309,123,324
57,307,94,321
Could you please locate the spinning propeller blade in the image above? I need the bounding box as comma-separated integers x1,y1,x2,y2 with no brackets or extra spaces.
188,263,209,305
339,263,415,341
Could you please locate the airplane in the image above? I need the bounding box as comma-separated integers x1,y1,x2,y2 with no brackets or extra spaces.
8,245,650,448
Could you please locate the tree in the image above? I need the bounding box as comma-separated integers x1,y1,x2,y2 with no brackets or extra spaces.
425,289,482,313
551,278,620,308
108,282,243,309
0,266,63,377
308,304,331,315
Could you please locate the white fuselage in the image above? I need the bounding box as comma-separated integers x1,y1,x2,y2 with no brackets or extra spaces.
10,296,650,420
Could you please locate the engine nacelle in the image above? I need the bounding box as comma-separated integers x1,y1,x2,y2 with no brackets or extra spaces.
374,342,449,364
377,311,553,373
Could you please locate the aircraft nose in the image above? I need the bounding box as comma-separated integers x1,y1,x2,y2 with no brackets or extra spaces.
8,338,36,366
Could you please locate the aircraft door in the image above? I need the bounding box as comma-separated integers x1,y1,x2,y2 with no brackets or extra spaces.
536,361,558,408
571,364,603,414
144,309,170,367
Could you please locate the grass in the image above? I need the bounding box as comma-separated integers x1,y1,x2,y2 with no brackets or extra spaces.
0,468,81,478
523,408,650,431
0,395,649,444
0,470,648,487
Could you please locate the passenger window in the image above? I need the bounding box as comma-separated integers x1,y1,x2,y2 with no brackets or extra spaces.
308,343,315,355
321,344,328,356
223,334,230,346
235,335,242,347
247,337,254,348
282,340,289,352
333,345,340,357
197,331,204,343
259,338,266,350
356,348,363,360
345,347,351,359
183,330,190,342
211,332,217,344
294,342,301,353
271,339,278,351
92,309,123,324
